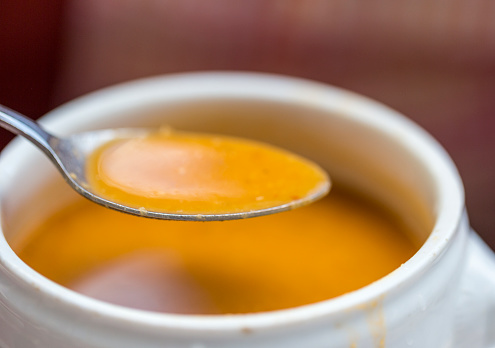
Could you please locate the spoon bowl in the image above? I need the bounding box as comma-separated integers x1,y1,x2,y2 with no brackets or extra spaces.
0,105,329,221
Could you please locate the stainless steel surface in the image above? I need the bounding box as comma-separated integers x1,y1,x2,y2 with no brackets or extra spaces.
0,105,328,221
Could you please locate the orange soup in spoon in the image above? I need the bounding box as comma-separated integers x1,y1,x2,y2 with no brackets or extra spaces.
87,129,330,218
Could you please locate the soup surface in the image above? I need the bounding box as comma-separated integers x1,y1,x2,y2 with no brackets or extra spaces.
87,130,329,215
14,188,417,315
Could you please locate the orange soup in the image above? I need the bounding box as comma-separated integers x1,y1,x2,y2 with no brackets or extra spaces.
13,187,417,315
87,130,329,215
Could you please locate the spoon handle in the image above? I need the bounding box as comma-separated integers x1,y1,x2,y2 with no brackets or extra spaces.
0,105,56,157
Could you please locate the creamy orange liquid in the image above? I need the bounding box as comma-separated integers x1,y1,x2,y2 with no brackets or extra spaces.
14,188,417,315
87,130,329,215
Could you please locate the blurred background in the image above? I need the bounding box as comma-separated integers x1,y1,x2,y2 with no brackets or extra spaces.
1,0,494,248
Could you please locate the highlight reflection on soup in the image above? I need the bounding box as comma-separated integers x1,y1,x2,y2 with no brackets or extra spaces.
14,188,417,315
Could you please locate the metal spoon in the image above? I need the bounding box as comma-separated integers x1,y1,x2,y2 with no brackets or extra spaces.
0,105,329,221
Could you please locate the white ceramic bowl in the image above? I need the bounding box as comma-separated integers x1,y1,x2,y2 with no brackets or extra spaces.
0,72,494,348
